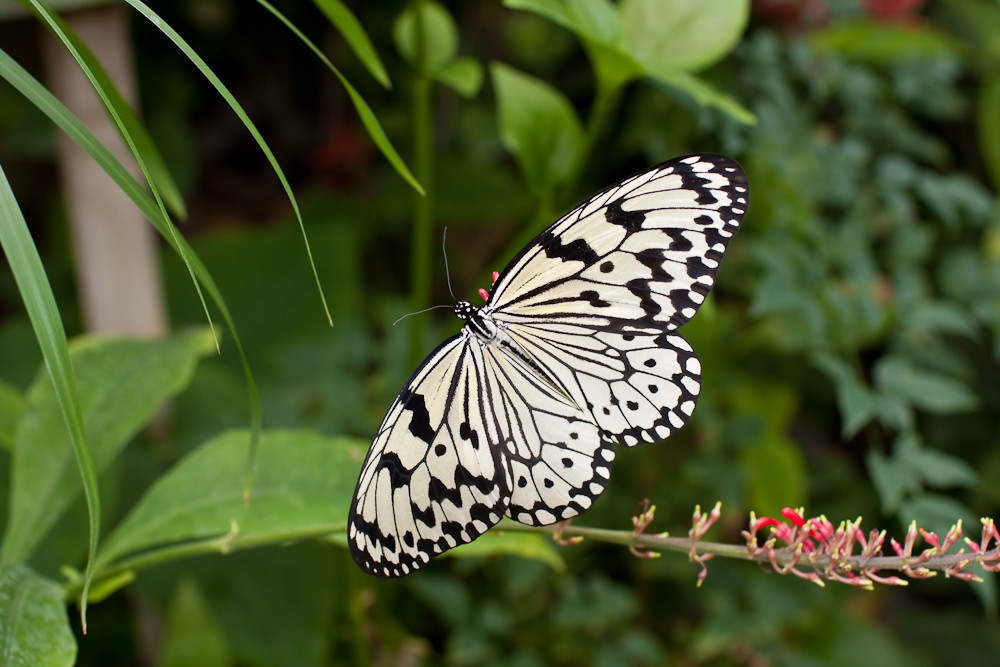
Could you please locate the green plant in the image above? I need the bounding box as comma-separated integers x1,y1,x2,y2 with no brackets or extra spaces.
1,1,999,665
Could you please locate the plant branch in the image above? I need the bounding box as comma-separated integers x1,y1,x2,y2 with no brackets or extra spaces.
501,504,1000,589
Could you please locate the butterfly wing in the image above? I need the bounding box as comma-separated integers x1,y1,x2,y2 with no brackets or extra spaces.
348,335,510,577
488,154,746,449
488,154,747,332
350,154,748,573
475,341,616,526
349,331,621,574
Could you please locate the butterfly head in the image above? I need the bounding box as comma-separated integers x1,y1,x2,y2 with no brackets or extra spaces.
455,300,499,341
454,300,476,322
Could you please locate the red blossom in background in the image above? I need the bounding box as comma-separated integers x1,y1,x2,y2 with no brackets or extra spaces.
309,124,372,191
753,0,830,32
864,0,924,22
753,0,924,32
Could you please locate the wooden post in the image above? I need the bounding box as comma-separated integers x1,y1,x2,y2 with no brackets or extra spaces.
40,3,167,337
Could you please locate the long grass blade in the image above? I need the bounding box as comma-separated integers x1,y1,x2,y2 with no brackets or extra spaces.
0,163,100,632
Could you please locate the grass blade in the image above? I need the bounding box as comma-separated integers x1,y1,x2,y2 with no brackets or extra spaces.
0,163,99,632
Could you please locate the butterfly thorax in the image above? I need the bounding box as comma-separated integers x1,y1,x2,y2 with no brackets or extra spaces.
455,300,498,341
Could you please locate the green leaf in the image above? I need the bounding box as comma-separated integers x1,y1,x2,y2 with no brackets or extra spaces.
809,20,962,63
813,353,876,438
505,0,621,44
903,301,979,338
0,330,215,565
581,36,646,96
649,70,756,125
619,0,750,73
873,356,979,414
97,430,364,568
872,393,914,432
0,565,76,667
447,529,564,572
393,0,459,73
312,0,391,88
490,63,584,197
866,450,916,513
0,379,24,451
436,56,484,98
894,433,977,489
159,577,233,667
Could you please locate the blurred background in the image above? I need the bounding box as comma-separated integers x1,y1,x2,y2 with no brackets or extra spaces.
2,0,1000,665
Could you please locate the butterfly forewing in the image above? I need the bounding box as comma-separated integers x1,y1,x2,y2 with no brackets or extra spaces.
349,154,747,577
489,155,747,331
348,336,509,577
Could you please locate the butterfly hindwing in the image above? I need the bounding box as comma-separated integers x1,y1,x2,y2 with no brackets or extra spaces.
476,343,615,526
502,322,702,447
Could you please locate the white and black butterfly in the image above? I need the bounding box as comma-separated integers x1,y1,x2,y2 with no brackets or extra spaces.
349,154,748,577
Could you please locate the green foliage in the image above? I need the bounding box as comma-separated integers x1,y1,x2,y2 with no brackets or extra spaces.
157,577,233,667
491,62,584,197
1,0,999,665
0,565,76,667
2,330,215,565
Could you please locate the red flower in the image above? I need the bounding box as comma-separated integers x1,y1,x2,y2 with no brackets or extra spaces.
864,0,924,22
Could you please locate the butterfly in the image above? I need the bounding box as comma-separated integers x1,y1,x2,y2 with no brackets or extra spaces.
349,154,748,577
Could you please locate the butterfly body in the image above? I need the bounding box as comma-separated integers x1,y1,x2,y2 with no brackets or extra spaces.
349,155,748,577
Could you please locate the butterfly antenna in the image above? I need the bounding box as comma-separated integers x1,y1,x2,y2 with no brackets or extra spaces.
442,227,457,303
393,304,451,327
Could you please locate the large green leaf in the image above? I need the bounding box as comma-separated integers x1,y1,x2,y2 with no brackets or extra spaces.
506,0,753,120
619,0,750,73
0,565,76,667
0,330,215,565
491,63,584,197
97,430,364,568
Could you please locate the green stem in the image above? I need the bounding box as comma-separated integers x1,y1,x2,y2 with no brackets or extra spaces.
65,523,346,602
